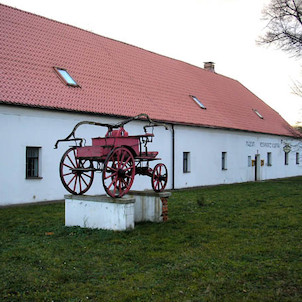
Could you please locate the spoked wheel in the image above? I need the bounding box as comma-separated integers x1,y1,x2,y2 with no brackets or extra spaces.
102,147,135,198
60,147,94,195
151,163,168,192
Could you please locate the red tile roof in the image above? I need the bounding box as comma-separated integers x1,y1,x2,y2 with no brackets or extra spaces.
0,4,300,137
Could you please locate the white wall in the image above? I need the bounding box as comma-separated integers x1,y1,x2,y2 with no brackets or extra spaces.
173,125,302,189
0,105,172,205
0,105,301,205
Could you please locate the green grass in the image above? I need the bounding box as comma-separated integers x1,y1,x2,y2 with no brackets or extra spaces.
1,177,302,301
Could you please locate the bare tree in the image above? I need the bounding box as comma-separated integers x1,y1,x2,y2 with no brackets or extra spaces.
258,0,302,99
292,78,302,95
258,0,302,56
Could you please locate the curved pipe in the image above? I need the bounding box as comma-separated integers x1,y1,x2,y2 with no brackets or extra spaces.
54,113,168,149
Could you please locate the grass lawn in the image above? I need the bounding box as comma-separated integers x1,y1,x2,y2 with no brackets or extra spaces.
0,177,302,301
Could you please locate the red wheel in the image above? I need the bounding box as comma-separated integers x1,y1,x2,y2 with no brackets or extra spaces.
152,163,168,192
102,147,135,198
60,148,94,195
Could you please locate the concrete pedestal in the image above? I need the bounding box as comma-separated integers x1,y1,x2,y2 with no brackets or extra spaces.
65,191,172,231
65,195,135,231
127,191,171,223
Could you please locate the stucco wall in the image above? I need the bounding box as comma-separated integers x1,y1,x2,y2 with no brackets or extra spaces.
0,106,172,205
0,105,301,205
173,125,302,188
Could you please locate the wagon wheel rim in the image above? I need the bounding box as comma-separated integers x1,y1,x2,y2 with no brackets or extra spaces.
152,163,168,192
102,147,135,198
60,147,94,195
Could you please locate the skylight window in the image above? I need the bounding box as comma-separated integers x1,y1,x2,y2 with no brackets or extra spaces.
253,109,264,119
190,95,206,109
54,67,79,87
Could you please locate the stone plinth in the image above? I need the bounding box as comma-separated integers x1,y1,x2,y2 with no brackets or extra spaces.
65,195,135,231
65,191,172,231
127,191,172,223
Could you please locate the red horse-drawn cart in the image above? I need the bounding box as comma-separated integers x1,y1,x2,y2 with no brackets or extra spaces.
55,114,168,198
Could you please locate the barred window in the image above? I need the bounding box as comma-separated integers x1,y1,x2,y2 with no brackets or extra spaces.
284,152,289,166
222,152,227,170
26,147,41,178
183,152,190,173
267,152,272,166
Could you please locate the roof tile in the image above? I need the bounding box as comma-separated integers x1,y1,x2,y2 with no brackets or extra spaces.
0,4,300,137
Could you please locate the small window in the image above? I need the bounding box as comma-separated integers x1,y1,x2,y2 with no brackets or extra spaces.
222,152,227,170
296,152,300,165
248,156,252,167
190,95,206,109
26,147,41,178
267,152,272,166
183,152,190,173
253,109,263,119
54,67,79,87
284,152,289,165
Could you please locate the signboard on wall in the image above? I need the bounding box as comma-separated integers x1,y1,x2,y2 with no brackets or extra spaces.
246,141,281,148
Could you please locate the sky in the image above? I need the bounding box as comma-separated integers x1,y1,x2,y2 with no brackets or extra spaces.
2,0,302,125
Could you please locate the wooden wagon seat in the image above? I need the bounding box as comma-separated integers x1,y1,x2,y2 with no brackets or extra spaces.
136,151,159,160
130,133,159,160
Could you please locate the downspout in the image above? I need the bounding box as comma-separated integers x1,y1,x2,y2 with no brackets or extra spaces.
172,124,175,190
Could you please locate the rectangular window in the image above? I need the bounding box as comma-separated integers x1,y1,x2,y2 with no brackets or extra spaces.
248,156,252,167
222,152,227,170
190,95,206,109
54,67,79,87
267,152,272,166
183,152,190,173
253,109,264,119
284,152,289,165
26,147,41,178
296,152,300,165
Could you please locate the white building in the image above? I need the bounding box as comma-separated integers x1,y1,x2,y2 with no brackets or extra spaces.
1,4,301,205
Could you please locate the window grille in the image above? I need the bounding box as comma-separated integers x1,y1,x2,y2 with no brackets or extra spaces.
222,152,227,170
284,152,289,165
26,147,41,178
267,152,272,166
183,152,190,173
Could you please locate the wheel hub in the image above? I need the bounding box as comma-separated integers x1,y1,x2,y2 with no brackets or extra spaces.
118,169,125,178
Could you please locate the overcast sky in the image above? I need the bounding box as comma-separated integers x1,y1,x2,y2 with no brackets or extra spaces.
2,0,301,125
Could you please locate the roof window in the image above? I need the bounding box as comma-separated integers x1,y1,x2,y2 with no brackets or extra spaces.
54,67,79,87
190,95,206,109
253,109,264,119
